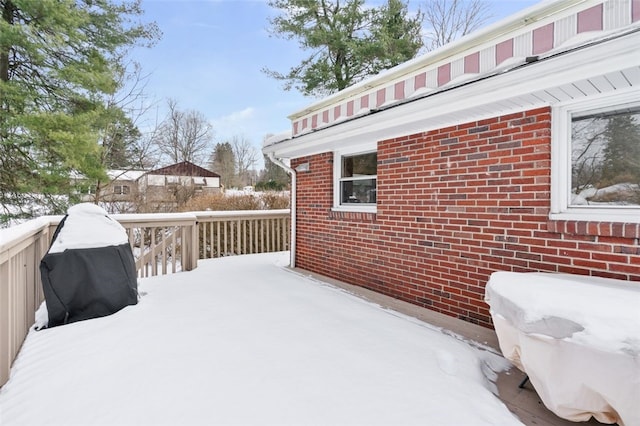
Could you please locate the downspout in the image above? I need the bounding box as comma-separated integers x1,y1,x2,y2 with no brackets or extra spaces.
267,153,296,268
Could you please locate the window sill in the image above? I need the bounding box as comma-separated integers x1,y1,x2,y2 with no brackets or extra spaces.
332,205,376,214
549,209,640,225
329,207,377,222
547,217,640,239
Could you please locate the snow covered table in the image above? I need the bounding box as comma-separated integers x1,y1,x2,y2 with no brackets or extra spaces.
485,272,640,426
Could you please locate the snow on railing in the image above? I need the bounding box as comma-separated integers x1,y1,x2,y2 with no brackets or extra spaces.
0,209,291,388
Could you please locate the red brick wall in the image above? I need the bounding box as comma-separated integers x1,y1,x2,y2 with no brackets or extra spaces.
292,107,640,328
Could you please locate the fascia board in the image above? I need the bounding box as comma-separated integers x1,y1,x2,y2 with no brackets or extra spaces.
267,30,640,159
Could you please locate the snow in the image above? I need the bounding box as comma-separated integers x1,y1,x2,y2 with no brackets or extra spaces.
48,203,128,253
485,271,640,355
0,252,521,425
572,183,640,206
0,216,54,248
263,130,292,147
106,169,147,181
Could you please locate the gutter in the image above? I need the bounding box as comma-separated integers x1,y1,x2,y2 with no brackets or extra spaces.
266,152,296,268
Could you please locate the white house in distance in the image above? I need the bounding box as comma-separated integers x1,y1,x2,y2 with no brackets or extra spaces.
80,161,221,208
104,169,148,201
137,161,221,195
263,0,640,328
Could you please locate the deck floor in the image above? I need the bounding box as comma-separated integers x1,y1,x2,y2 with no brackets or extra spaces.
296,268,610,426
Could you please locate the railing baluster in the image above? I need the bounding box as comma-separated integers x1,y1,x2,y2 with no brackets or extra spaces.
242,220,247,255
224,220,229,256
151,227,157,276
161,227,167,276
249,220,254,254
209,222,214,259
171,227,177,274
236,220,241,255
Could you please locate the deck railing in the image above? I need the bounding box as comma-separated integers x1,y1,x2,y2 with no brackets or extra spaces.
0,209,290,388
197,210,290,259
0,218,52,391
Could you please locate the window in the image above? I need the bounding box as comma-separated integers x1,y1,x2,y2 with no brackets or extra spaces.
334,148,377,211
551,90,640,223
114,185,130,195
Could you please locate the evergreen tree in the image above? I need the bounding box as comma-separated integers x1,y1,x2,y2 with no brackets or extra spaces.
100,107,142,169
264,0,422,96
0,0,159,223
257,154,290,191
209,142,237,189
370,0,423,70
600,113,640,188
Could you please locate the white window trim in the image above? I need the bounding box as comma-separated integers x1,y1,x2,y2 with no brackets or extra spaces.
114,184,130,195
550,89,640,223
333,144,377,213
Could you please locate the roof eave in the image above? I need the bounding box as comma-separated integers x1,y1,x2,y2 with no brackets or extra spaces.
265,29,640,159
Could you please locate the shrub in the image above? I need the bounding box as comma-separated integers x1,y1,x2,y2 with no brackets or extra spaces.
179,191,290,212
179,193,258,211
261,192,290,209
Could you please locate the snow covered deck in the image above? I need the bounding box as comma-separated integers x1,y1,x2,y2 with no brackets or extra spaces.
0,252,521,425
0,210,290,390
0,252,613,425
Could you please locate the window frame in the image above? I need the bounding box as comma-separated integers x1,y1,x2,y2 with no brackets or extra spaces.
551,89,640,223
114,184,131,195
333,144,377,213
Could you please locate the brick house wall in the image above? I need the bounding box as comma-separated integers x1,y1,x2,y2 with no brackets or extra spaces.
292,107,640,328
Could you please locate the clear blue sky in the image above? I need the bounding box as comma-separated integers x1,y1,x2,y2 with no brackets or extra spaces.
131,0,540,167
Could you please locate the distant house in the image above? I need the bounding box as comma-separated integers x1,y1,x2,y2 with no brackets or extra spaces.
103,169,148,202
263,0,640,328
138,161,221,208
79,161,221,210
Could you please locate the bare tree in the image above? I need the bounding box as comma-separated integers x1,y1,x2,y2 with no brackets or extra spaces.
113,61,163,170
90,59,160,206
422,0,492,51
230,135,259,187
155,99,214,165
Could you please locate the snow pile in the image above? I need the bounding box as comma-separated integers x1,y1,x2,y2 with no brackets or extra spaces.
486,271,640,354
0,252,521,425
572,183,640,206
48,203,128,253
262,130,291,147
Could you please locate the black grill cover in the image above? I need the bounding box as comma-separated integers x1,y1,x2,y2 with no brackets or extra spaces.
40,204,138,328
